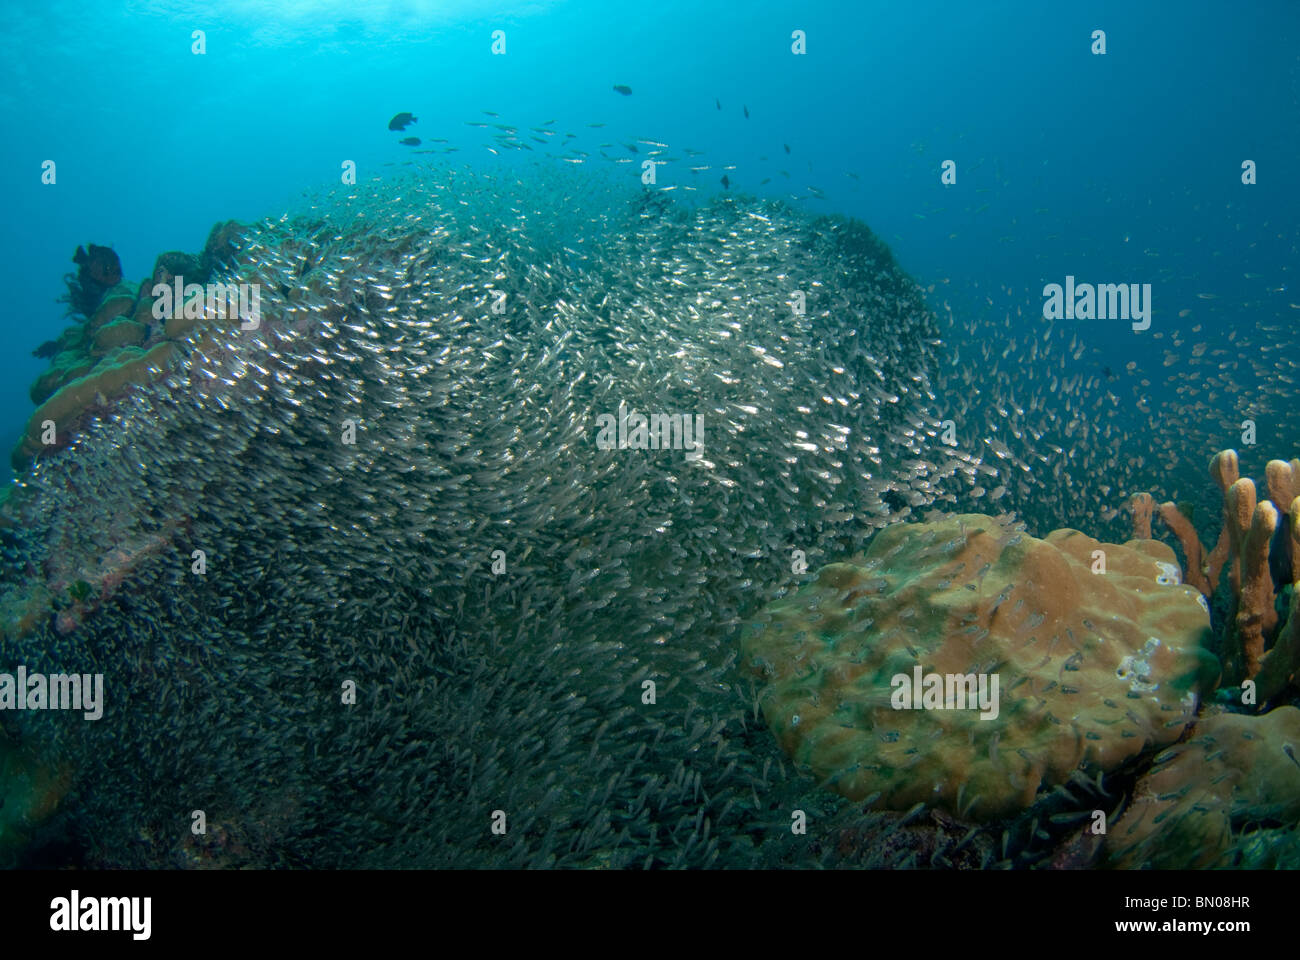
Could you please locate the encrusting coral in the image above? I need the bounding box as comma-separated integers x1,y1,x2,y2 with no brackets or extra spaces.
13,343,180,467
14,221,246,470
1107,706,1300,868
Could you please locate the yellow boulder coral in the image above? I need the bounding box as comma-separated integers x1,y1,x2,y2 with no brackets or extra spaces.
742,513,1216,820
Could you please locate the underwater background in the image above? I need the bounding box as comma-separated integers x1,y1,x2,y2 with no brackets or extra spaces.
0,0,1297,869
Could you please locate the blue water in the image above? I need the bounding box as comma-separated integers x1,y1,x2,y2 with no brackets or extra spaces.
4,0,1300,878
1,0,1297,477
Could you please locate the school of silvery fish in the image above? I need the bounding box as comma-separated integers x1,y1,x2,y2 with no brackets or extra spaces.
0,142,1296,868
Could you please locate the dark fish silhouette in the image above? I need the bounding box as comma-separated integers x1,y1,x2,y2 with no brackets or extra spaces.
613,85,632,96
743,105,749,119
65,243,123,317
32,339,60,359
73,243,122,287
399,137,421,146
715,98,721,110
882,489,908,513
388,112,417,131
626,143,639,153
720,174,730,189
784,144,791,154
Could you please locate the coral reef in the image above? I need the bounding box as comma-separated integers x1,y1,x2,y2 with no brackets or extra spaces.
1107,706,1300,868
0,505,184,643
14,343,179,467
9,171,1287,871
1,174,955,868
16,224,246,470
741,512,1215,821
